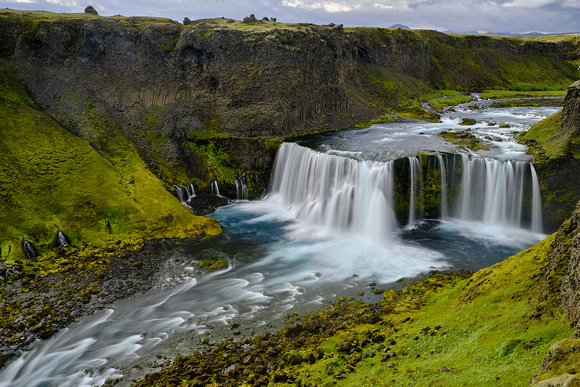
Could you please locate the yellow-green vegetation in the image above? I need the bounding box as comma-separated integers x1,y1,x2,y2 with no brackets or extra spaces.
481,90,568,99
134,230,574,386
533,338,580,385
439,130,490,151
520,110,577,160
427,91,472,110
354,115,400,128
396,100,441,122
0,8,181,31
0,65,220,266
183,129,280,195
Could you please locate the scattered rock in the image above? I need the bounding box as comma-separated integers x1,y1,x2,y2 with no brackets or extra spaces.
84,5,98,15
459,118,477,126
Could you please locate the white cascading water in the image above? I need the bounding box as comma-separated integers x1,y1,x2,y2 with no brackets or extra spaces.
268,142,397,244
530,165,542,233
407,156,423,226
270,143,543,235
175,183,195,204
436,155,448,219
211,180,220,196
235,173,249,201
455,154,541,231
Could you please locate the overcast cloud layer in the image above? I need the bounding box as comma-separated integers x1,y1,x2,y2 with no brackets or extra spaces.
3,0,580,34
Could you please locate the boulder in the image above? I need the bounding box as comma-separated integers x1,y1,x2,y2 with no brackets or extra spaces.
84,6,98,15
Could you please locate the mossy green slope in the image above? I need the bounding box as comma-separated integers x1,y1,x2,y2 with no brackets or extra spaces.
134,231,573,386
520,110,573,160
0,66,220,264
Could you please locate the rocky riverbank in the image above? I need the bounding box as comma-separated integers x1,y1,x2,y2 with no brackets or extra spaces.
0,238,210,365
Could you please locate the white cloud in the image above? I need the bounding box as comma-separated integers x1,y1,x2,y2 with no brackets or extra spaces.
374,3,394,10
281,0,353,12
562,0,580,7
501,0,556,8
46,0,78,6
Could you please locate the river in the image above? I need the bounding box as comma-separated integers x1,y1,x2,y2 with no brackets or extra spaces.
0,101,561,386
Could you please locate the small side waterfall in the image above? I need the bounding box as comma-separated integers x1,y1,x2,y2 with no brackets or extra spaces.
269,142,397,243
22,238,39,260
211,181,221,197
175,183,196,204
56,227,70,248
530,165,542,233
407,156,423,226
455,154,542,231
235,174,249,201
436,155,448,219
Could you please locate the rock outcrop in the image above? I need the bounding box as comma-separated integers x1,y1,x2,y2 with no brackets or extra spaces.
561,81,580,137
559,201,580,334
530,199,580,385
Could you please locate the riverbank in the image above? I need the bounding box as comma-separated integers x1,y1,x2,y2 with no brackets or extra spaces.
0,237,222,365
134,202,579,386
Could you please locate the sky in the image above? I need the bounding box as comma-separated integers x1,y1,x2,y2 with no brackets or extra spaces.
2,0,580,35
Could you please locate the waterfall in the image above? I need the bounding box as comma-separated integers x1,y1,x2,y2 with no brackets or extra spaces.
269,143,397,243
408,156,423,226
22,238,39,260
56,227,70,248
235,174,249,201
530,165,542,233
174,183,195,204
456,154,541,230
436,155,448,219
270,143,544,237
211,181,221,197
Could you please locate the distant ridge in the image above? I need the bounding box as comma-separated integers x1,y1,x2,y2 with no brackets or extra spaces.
442,29,580,36
389,24,410,29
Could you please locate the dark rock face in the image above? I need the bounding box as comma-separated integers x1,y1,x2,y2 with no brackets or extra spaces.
0,16,577,189
559,201,580,334
187,193,230,215
535,82,580,232
561,81,580,137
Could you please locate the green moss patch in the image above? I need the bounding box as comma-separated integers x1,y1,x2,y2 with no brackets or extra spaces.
519,110,574,160
439,130,489,151
0,65,220,267
481,90,567,99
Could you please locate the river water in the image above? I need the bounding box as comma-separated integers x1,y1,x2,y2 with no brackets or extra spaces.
0,102,561,386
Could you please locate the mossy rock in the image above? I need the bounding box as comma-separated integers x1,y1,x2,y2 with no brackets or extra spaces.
438,130,489,151
459,118,476,126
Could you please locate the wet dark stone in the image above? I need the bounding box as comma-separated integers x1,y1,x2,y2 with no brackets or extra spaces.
187,193,230,215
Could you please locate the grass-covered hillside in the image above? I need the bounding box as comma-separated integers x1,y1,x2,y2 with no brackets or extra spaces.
517,82,580,230
0,65,220,267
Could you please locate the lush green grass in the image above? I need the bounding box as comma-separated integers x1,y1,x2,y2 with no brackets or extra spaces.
481,90,568,99
0,65,220,266
354,115,400,128
280,235,572,386
520,110,574,160
428,94,472,110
